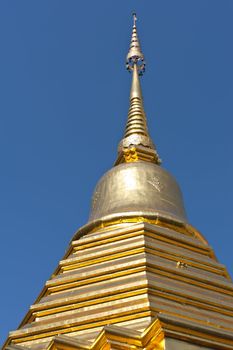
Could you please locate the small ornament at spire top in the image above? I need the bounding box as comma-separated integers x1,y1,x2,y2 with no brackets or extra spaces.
133,12,137,26
126,13,145,76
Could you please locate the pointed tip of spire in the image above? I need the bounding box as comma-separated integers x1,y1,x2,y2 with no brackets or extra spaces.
132,12,137,26
126,13,145,76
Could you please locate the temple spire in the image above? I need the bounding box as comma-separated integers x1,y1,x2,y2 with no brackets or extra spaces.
126,12,145,76
115,14,161,165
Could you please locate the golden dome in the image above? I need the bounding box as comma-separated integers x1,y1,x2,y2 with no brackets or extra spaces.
89,161,187,224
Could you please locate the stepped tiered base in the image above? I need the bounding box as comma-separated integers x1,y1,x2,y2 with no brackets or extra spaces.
4,219,233,350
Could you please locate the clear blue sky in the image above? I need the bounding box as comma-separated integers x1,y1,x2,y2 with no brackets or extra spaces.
1,0,233,344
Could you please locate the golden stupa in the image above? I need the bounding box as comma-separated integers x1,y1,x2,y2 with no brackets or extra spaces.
3,14,233,350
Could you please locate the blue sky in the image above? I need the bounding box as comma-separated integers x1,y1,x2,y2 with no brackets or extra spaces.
1,0,233,344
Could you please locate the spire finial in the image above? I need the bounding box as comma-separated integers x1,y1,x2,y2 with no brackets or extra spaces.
133,12,137,26
115,15,161,166
126,13,145,76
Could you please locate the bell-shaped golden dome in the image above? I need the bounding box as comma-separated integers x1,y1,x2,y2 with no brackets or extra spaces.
89,161,187,224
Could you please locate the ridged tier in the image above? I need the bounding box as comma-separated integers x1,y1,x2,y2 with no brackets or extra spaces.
4,220,233,349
